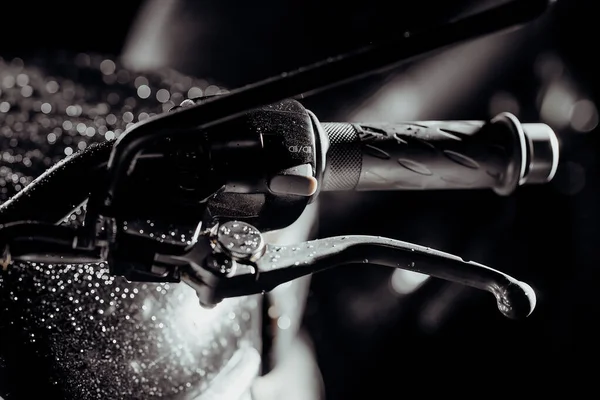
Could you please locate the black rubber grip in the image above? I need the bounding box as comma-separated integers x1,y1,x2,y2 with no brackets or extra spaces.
320,113,559,195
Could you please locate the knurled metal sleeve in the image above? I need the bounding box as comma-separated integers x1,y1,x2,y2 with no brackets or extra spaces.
321,123,362,191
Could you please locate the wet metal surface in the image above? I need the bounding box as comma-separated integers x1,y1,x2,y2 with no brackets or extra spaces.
0,54,260,399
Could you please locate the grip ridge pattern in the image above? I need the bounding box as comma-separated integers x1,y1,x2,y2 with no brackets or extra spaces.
354,121,502,190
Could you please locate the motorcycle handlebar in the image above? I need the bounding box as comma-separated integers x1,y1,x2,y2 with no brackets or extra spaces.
320,113,559,195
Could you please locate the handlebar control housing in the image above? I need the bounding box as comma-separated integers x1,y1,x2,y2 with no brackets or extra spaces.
158,98,320,232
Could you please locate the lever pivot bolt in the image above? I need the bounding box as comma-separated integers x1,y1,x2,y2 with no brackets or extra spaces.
212,221,265,262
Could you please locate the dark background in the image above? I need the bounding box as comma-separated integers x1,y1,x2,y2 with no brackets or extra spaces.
1,0,598,397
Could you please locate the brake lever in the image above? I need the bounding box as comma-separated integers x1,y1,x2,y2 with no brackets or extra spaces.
180,221,535,319
0,217,535,319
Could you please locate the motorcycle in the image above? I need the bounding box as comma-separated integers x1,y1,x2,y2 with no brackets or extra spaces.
0,1,558,399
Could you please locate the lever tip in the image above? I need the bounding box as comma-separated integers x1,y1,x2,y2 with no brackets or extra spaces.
495,279,537,319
